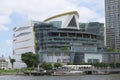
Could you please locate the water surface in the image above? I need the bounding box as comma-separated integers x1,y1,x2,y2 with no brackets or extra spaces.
0,74,120,80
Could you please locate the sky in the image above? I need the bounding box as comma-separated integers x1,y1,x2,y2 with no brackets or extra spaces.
0,0,105,57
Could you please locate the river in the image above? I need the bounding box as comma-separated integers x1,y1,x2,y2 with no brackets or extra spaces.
0,74,120,80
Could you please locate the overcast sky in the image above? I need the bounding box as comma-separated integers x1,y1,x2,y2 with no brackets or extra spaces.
0,0,105,57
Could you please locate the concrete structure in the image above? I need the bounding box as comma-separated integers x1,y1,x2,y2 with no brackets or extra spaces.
13,11,105,68
105,0,120,49
13,11,107,68
0,57,12,70
44,11,80,30
13,21,37,68
34,11,105,65
84,53,103,63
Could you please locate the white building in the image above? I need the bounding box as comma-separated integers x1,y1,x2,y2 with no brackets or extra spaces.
0,57,12,70
13,21,37,69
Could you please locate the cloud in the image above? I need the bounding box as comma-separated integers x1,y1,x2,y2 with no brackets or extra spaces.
69,0,104,10
0,0,104,25
77,7,101,22
7,0,78,21
98,17,105,23
0,0,105,31
0,15,10,31
6,39,12,45
0,25,9,31
0,0,105,57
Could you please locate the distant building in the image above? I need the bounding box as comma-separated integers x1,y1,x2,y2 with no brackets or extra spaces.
0,57,12,70
103,52,120,64
105,0,120,49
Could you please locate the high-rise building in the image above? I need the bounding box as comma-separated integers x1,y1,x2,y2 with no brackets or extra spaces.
105,0,120,49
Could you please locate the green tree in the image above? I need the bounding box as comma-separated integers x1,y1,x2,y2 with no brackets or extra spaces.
93,62,108,68
54,62,62,68
109,62,115,68
106,48,113,52
21,52,38,68
113,49,120,52
9,56,15,69
106,48,120,52
67,62,73,65
61,47,68,51
116,62,120,68
80,62,89,65
40,62,52,70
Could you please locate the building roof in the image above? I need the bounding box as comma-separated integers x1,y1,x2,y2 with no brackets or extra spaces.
44,11,79,22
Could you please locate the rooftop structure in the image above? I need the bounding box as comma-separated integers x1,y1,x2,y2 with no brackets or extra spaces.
44,11,80,30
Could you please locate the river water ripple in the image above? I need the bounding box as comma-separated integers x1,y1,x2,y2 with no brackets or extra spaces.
0,74,120,80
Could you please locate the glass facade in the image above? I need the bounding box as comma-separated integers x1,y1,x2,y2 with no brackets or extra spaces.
79,22,104,36
50,21,62,28
79,22,104,45
33,22,104,64
68,16,77,27
88,59,99,63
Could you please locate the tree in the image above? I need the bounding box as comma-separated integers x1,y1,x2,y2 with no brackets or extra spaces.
9,56,15,69
116,62,120,68
106,48,113,52
106,48,120,52
80,62,90,65
40,62,52,70
54,62,62,68
21,52,38,68
61,47,68,51
93,62,108,68
67,62,73,65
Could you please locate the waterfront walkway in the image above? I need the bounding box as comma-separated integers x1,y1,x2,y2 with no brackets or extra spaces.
82,68,120,74
24,68,120,76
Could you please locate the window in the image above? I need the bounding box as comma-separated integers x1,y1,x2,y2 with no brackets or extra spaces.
57,59,61,62
16,32,31,37
68,16,77,27
50,21,62,28
15,26,30,32
88,59,100,63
